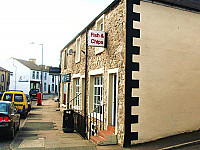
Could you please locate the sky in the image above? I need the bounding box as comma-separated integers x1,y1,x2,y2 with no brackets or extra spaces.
0,0,114,67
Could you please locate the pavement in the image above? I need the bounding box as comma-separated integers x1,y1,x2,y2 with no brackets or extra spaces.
9,95,200,150
10,95,123,150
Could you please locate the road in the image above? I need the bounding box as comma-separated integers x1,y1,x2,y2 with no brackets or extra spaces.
0,118,26,150
0,94,57,150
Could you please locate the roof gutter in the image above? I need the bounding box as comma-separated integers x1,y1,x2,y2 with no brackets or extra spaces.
142,0,200,14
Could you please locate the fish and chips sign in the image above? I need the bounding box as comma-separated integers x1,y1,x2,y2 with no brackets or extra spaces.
88,30,106,47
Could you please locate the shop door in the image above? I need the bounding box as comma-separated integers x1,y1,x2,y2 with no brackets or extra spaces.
112,74,117,126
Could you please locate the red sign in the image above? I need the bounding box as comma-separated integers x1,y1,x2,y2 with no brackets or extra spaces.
88,30,105,47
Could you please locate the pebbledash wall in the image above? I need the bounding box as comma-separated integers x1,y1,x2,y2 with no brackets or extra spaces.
60,0,200,147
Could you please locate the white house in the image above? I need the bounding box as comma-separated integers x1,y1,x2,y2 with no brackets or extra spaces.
0,58,59,95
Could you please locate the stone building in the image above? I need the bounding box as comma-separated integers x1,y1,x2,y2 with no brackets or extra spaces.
60,0,200,147
0,66,10,91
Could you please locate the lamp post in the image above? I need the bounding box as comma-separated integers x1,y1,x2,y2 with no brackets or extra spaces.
30,42,43,101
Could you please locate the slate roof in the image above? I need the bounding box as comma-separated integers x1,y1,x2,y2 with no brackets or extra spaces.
61,0,200,52
155,0,200,11
0,66,10,72
15,58,48,72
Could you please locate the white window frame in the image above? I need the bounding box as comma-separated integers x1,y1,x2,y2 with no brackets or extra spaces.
75,78,80,109
44,73,47,80
75,36,81,63
88,68,104,120
1,74,4,82
32,71,35,79
44,83,47,92
95,15,105,55
36,72,39,79
93,76,103,114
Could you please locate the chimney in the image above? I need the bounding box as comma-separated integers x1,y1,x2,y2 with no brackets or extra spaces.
39,65,46,70
46,66,52,70
29,58,36,63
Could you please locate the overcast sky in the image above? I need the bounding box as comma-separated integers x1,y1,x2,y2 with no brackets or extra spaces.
0,0,114,67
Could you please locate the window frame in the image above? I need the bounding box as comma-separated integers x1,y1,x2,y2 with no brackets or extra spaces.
75,78,80,109
75,36,81,63
95,15,105,55
36,72,39,79
32,71,35,79
93,76,103,114
1,74,4,82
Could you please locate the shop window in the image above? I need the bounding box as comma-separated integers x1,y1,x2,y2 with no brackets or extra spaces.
52,84,54,91
95,15,104,55
73,78,80,109
93,76,103,114
75,37,81,63
44,83,47,92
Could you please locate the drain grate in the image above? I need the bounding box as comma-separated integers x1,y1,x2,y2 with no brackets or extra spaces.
18,134,38,137
22,122,56,131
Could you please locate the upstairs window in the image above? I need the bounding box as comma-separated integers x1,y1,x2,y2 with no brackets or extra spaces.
75,37,81,63
95,15,104,55
36,72,39,79
1,74,4,82
64,49,67,69
32,71,35,79
44,73,47,80
52,75,54,83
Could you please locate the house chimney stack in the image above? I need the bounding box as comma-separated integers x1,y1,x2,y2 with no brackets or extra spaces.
29,58,36,63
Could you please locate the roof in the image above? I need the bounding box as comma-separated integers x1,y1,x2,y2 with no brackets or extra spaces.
0,66,10,72
15,58,48,72
61,0,200,53
155,0,200,12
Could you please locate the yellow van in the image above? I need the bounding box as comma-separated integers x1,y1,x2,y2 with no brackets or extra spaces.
1,91,28,118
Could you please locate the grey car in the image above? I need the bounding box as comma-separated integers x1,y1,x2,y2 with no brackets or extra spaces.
0,101,20,139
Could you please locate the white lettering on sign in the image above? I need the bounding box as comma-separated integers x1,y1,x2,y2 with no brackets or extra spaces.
88,30,105,47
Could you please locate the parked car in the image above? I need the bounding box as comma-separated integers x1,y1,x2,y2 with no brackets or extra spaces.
0,101,20,139
25,94,32,112
29,89,39,100
1,90,28,118
0,91,4,100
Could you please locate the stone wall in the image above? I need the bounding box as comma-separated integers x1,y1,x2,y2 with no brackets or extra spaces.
60,0,126,146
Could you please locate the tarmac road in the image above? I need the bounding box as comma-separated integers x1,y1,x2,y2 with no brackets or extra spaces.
0,118,26,150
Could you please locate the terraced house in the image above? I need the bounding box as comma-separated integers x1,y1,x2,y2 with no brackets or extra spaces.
60,0,200,147
0,66,10,92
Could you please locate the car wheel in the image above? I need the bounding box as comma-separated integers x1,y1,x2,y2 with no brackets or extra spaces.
9,125,15,140
17,119,20,131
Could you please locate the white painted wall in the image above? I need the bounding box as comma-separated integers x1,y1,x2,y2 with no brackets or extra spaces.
0,58,60,95
0,58,30,94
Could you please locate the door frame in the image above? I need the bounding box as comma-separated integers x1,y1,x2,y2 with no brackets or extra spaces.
107,68,118,134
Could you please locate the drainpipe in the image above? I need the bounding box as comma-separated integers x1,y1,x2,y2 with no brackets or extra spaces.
84,28,88,138
4,71,6,91
13,59,17,90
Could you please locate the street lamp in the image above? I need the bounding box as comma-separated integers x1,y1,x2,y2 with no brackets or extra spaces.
30,42,44,101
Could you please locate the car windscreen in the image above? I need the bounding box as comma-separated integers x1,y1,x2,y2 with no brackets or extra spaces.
3,94,13,102
26,95,30,101
0,103,8,112
14,94,23,102
30,89,39,93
